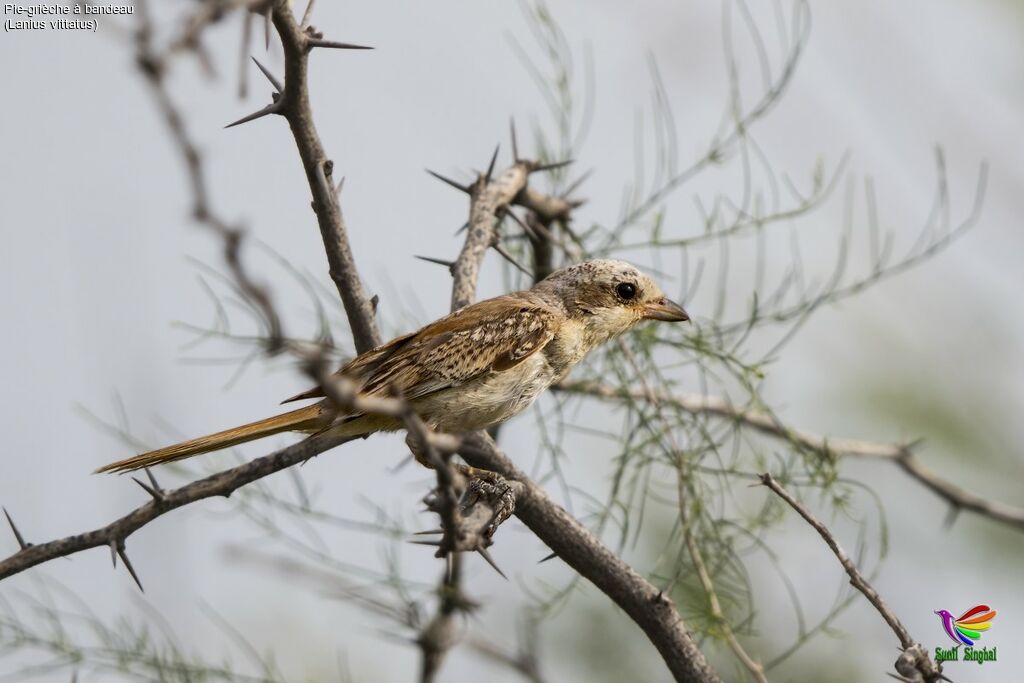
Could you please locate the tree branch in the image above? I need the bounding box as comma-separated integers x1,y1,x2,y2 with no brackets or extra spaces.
758,473,944,683
559,380,1024,532
0,431,353,583
458,433,722,683
0,370,499,585
450,161,531,310
260,0,381,352
431,150,721,681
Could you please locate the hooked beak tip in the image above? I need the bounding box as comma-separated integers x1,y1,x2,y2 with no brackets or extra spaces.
643,298,689,322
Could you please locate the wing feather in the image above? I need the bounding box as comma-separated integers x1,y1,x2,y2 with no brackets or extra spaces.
361,296,557,400
281,296,558,407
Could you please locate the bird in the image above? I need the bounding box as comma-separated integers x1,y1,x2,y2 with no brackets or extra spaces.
934,605,997,646
97,259,689,474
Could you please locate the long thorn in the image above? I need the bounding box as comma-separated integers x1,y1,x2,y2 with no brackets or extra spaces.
300,0,316,28
411,528,445,536
251,56,283,93
118,546,145,592
531,159,573,173
505,209,540,240
131,477,163,501
454,221,469,235
109,540,118,568
409,539,443,547
144,467,161,493
2,507,28,550
426,169,471,195
224,102,281,128
493,243,533,278
307,38,374,50
476,546,508,580
484,145,500,183
414,255,455,270
537,551,558,564
509,118,519,162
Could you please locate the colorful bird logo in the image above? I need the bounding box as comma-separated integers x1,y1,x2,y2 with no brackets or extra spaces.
934,604,997,646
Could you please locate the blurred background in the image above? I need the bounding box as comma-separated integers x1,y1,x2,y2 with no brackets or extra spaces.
1,0,1022,681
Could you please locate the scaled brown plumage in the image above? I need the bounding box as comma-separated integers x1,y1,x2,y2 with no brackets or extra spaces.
97,259,688,474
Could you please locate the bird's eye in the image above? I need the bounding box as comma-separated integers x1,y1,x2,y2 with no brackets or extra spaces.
615,282,637,301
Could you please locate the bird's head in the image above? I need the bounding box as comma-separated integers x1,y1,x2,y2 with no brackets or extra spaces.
935,610,953,619
535,259,689,344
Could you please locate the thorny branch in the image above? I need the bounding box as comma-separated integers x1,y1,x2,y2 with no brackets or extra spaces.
264,1,382,353
758,473,944,683
412,147,566,679
0,1,1000,682
412,148,585,680
0,431,353,586
226,10,506,675
0,370,496,586
418,160,722,681
559,380,1024,532
448,159,531,310
456,433,723,683
219,0,383,352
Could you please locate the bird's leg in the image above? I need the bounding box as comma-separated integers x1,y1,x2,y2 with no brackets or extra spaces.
414,448,503,483
455,462,505,483
405,432,504,483
406,433,517,549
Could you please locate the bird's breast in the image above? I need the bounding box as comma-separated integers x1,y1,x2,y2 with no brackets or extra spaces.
415,353,559,433
543,318,593,380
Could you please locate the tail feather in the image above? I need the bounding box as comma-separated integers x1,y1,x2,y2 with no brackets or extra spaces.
95,404,327,474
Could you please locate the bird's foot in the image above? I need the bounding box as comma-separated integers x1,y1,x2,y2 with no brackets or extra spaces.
452,463,503,485
458,471,517,540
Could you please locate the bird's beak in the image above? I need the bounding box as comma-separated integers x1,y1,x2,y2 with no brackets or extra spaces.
642,297,689,322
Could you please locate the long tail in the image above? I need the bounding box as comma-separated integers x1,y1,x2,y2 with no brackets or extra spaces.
95,403,327,474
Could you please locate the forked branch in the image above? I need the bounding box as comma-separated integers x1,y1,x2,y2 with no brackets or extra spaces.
560,380,1024,533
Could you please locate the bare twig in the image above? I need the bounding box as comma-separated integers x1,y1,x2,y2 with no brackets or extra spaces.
469,622,547,683
254,0,381,352
559,380,1024,532
758,473,943,683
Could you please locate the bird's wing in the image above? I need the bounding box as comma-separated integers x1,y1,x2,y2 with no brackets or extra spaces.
359,296,558,401
282,296,558,405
